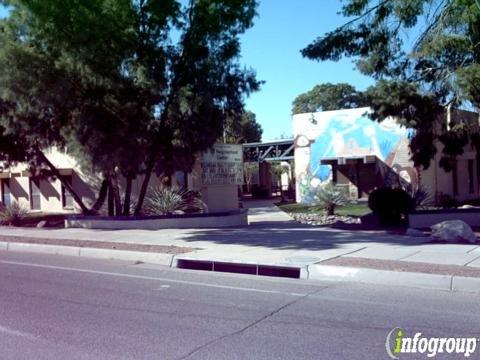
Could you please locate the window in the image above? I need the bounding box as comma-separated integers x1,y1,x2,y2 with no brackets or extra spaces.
452,162,459,196
29,178,41,210
468,159,475,194
61,176,73,208
1,179,12,206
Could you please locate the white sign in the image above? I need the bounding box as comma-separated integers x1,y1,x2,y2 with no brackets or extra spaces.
202,144,243,185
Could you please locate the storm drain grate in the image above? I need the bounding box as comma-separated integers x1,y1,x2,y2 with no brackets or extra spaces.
176,259,301,279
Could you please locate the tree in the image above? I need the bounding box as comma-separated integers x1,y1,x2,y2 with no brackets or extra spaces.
301,0,480,171
224,110,263,143
292,82,367,114
0,0,260,215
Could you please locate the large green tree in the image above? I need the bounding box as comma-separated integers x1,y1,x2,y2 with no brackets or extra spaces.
223,110,263,143
302,0,480,171
292,82,367,114
0,0,259,215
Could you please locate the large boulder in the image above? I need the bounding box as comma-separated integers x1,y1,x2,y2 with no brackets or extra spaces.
430,220,478,243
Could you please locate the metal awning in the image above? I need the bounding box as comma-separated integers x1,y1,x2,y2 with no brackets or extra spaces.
321,155,378,166
22,168,74,177
0,168,74,178
58,168,74,176
243,139,295,162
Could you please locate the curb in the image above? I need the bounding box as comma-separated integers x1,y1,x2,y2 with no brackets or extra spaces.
0,241,175,267
173,254,309,279
307,264,480,293
3,241,480,293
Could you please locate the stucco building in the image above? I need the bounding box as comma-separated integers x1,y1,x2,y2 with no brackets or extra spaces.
0,144,242,214
293,107,479,205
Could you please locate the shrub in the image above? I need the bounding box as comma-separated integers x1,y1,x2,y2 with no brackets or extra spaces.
0,203,30,226
437,193,458,209
314,184,349,216
410,185,432,209
145,186,207,215
368,187,414,225
181,190,208,213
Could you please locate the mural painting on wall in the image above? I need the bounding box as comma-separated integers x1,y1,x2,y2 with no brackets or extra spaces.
293,107,418,203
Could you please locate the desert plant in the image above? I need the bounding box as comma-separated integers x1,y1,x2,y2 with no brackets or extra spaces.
313,183,349,216
145,186,207,215
181,190,208,213
368,187,415,225
0,202,30,226
410,185,432,209
128,198,140,216
437,193,458,209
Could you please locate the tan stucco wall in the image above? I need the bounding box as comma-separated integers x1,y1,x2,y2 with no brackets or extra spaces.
420,146,478,203
0,147,239,214
201,185,238,213
1,149,102,213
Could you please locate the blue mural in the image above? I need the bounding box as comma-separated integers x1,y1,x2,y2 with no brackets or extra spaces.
293,108,416,203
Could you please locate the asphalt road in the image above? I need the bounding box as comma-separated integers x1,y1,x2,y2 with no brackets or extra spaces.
0,251,479,360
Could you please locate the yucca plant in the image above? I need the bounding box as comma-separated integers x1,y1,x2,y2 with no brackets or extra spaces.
0,202,30,226
145,186,207,215
411,185,432,209
314,183,349,216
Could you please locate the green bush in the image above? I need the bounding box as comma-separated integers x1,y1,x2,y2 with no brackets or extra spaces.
145,186,207,215
0,203,30,226
314,184,349,216
437,193,458,209
410,185,432,209
368,187,414,225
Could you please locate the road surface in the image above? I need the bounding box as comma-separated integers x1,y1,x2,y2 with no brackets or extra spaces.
0,251,479,359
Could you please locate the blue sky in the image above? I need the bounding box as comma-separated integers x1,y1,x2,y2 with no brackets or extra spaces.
0,1,373,140
240,0,373,140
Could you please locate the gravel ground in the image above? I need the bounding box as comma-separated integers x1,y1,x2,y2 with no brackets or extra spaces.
0,234,196,254
288,212,362,226
321,256,480,278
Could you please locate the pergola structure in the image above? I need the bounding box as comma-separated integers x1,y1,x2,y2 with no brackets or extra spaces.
242,139,294,163
241,139,295,196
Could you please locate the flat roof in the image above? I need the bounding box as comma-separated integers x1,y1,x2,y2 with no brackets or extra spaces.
321,155,378,165
243,139,294,147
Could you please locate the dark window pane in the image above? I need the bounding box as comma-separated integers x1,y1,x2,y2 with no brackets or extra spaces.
61,176,74,208
468,159,474,194
30,179,41,210
1,179,11,206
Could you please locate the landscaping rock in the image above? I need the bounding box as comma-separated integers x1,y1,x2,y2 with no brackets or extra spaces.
405,228,427,237
289,212,361,226
36,220,47,228
430,220,477,243
459,204,480,209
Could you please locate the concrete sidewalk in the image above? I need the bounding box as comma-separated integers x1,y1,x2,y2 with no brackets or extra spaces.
1,199,480,291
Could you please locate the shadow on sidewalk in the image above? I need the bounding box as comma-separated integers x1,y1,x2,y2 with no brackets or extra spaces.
175,222,429,251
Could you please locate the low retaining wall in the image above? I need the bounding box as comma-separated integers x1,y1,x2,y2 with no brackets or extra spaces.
65,209,248,230
409,208,480,229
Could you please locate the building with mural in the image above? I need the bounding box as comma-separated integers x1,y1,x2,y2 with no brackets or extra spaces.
293,107,479,204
